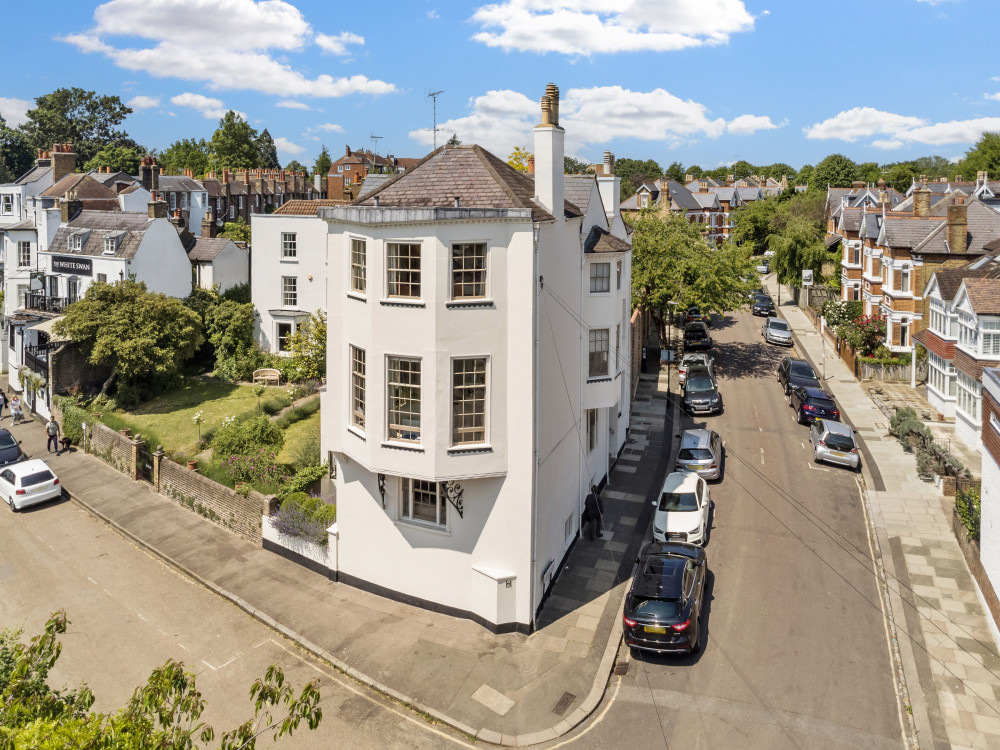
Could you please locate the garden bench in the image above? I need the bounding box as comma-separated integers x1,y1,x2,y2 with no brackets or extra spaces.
253,368,281,386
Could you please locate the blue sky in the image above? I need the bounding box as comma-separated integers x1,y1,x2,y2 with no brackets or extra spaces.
2,0,999,173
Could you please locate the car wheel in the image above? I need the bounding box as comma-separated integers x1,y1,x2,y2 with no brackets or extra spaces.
814,453,821,464
7,494,15,512
787,391,793,406
798,408,807,425
690,619,702,654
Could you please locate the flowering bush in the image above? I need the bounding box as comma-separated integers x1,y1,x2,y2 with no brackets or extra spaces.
271,502,330,546
836,314,887,357
822,299,862,328
223,448,286,487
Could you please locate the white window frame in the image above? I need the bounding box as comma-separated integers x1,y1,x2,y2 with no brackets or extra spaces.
586,409,598,452
281,232,297,259
350,345,366,430
451,243,487,300
386,242,421,300
399,478,447,529
351,238,367,294
589,329,609,378
0,195,12,215
229,205,235,219
170,193,177,211
386,356,421,443
281,276,297,307
17,242,30,268
275,321,294,353
590,262,611,293
239,196,243,210
181,193,188,210
452,357,488,446
957,370,982,423
103,237,115,255
68,234,82,252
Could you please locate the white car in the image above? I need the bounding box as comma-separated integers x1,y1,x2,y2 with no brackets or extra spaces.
651,471,711,546
756,260,770,274
0,459,62,511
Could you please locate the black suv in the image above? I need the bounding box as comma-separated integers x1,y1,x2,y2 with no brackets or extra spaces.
683,370,722,415
683,322,712,351
623,542,707,655
777,356,819,394
751,294,775,317
788,386,840,424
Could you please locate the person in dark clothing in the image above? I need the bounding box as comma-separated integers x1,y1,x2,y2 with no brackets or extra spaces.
584,485,604,541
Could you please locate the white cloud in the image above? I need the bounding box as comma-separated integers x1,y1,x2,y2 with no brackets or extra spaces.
726,114,782,135
170,92,240,120
314,31,364,56
984,93,1000,101
0,97,32,127
60,0,395,99
275,137,305,155
914,0,958,4
470,0,754,55
427,9,440,18
409,85,771,156
127,95,160,109
310,123,344,133
805,106,1000,148
277,100,311,110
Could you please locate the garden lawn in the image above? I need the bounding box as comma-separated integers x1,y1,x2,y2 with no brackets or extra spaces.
109,380,291,456
277,409,321,467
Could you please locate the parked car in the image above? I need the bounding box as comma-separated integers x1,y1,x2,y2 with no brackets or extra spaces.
652,471,711,545
748,287,766,300
756,259,770,274
683,322,712,351
761,317,793,346
675,429,723,480
751,295,775,317
788,386,841,424
683,306,704,326
677,353,714,388
683,372,722,415
777,356,820,394
809,418,861,470
0,429,22,467
0,459,62,512
623,542,707,655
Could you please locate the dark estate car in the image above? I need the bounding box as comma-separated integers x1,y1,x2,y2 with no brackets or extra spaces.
683,322,712,351
624,542,708,655
683,371,722,415
777,356,820,394
751,294,775,317
0,429,21,467
788,386,841,424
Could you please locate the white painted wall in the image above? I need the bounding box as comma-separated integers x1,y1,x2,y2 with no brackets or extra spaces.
202,242,248,292
119,187,151,212
981,371,1000,609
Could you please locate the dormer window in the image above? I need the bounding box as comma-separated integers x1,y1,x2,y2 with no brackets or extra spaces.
69,234,82,251
103,237,116,255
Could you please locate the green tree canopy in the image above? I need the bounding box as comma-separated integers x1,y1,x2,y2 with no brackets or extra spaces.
507,146,532,172
18,87,137,166
54,279,203,403
220,217,251,244
564,155,589,174
313,145,332,177
616,157,663,201
730,197,780,255
957,132,1000,182
685,165,704,179
446,133,461,146
812,153,859,188
762,162,796,181
205,299,256,359
283,159,306,173
286,310,327,380
795,164,815,189
730,160,755,179
159,137,211,176
210,111,260,170
0,115,33,182
83,144,144,175
257,128,280,169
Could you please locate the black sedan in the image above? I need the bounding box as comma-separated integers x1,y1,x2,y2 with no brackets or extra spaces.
789,386,841,424
683,373,722,415
751,294,775,316
777,356,820,394
624,542,707,655
683,322,712,351
0,429,21,467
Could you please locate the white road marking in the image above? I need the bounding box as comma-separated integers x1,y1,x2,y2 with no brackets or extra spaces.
806,462,830,473
87,577,97,585
200,659,217,671
801,442,805,450
760,448,765,465
102,588,113,597
137,614,147,622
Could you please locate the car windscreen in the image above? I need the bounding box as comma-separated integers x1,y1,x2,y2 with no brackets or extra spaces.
824,433,855,451
810,398,837,410
0,432,17,450
631,598,682,619
21,470,54,487
659,491,698,511
768,320,789,331
679,448,713,461
790,363,816,378
686,377,714,392
754,296,771,304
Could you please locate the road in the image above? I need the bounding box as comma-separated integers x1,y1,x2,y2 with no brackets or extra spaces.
0,497,474,749
560,309,907,749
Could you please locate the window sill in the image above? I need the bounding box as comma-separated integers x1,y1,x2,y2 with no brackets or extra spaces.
587,376,612,383
445,299,495,309
347,426,366,441
279,257,298,263
380,299,425,309
347,292,367,303
394,519,451,536
381,441,424,452
448,444,493,455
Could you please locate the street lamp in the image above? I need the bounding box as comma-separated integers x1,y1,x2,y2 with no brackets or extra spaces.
666,300,680,391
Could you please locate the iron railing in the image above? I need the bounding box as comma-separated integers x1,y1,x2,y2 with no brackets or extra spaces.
24,293,70,314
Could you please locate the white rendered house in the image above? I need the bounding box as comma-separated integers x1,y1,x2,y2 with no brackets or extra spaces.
319,84,632,631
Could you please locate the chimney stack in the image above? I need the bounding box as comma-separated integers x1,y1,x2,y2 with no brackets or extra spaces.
913,182,931,217
947,196,968,253
684,174,692,184
699,181,709,193
527,155,535,174
533,83,564,218
140,155,154,191
51,142,77,184
170,208,185,230
596,150,621,223
602,150,615,176
727,174,735,185
148,191,168,219
59,190,83,223
202,207,217,238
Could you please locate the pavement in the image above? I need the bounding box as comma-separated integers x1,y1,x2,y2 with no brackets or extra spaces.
764,277,1000,750
1,362,675,747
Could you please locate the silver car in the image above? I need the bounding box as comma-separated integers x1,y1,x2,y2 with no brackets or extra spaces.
809,419,860,470
762,317,793,346
675,428,723,480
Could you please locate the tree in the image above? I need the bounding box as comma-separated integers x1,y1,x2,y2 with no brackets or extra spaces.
883,162,918,194
286,310,327,380
564,155,589,174
685,165,704,179
616,157,663,201
956,132,1000,182
18,87,136,166
284,159,306,174
158,137,211,176
857,161,881,184
210,111,260,170
220,217,251,244
761,162,796,181
0,611,322,747
205,298,259,380
507,146,532,172
446,133,461,146
769,216,827,287
812,153,859,188
313,145,332,177
53,279,203,404
664,161,686,182
0,115,32,183
257,128,280,169
795,164,815,189
730,159,755,179
83,144,144,174
730,197,779,255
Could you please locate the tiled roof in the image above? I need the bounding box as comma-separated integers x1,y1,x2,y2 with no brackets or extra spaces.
691,192,719,209
159,175,204,193
913,200,1000,255
881,216,946,249
620,193,641,210
583,225,630,254
564,174,596,215
840,207,864,232
187,237,236,262
358,174,391,198
3,219,35,231
15,165,51,185
661,180,701,211
736,187,762,201
92,170,135,187
41,173,118,201
48,210,155,259
932,266,993,300
962,277,1000,315
353,144,582,222
272,199,349,215
713,187,737,202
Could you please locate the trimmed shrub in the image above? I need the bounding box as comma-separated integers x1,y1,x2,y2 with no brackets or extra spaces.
211,413,283,456
278,464,326,500
956,485,981,541
274,396,320,430
271,503,329,546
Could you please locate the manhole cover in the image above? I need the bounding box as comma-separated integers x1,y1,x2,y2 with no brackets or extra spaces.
613,660,629,676
552,692,576,715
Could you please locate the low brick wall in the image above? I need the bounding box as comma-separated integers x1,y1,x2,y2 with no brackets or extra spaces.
90,423,133,475
951,503,1000,632
158,459,269,544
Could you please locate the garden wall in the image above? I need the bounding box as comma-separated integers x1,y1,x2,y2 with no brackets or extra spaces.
261,515,337,579
90,423,133,475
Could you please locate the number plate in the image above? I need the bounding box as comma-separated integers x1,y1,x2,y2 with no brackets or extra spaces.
644,625,666,634
831,451,845,457
689,464,703,470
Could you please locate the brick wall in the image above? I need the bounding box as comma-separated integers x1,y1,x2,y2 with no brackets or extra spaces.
90,423,133,475
158,459,269,544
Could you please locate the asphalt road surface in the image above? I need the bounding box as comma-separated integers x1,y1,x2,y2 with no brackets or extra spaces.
0,496,475,749
559,309,907,749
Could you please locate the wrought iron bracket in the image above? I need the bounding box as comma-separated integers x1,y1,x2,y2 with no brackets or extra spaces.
377,473,386,508
442,480,464,519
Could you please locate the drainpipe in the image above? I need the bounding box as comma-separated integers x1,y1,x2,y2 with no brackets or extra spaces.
530,222,540,631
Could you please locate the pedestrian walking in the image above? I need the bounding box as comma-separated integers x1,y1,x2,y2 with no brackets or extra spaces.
45,415,61,453
9,395,22,426
584,485,604,541
0,390,7,422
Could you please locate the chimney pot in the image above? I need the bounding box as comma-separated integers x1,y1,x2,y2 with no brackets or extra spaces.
528,155,535,174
